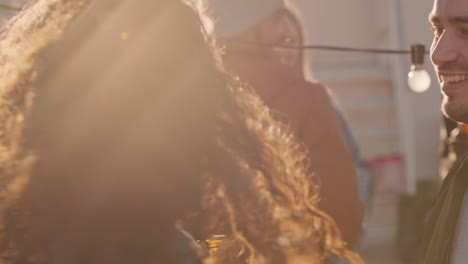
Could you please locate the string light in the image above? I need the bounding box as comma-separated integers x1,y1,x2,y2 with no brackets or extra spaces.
0,4,432,92
228,40,432,93
227,40,417,54
408,44,431,93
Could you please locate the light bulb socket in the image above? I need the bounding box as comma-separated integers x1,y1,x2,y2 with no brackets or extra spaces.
411,44,426,66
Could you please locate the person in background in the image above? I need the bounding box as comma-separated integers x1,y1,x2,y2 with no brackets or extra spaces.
0,0,362,263
335,110,373,211
421,0,468,263
196,0,364,250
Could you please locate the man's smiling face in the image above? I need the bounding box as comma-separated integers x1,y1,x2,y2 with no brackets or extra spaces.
430,0,468,123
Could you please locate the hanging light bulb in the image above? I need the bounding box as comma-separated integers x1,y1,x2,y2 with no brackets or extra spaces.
407,44,431,93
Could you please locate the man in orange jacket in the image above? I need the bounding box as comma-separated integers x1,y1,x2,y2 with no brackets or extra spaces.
198,0,364,250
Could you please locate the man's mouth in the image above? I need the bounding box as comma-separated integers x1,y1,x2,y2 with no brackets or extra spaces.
439,74,468,84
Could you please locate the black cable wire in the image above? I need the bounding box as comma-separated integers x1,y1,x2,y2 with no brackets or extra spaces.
0,5,429,56
0,4,21,12
227,40,430,55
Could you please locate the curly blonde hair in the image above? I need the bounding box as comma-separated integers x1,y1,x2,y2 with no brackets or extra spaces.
183,73,362,263
0,0,362,263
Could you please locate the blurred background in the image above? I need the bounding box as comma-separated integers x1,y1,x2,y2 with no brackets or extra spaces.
292,0,440,263
0,0,442,263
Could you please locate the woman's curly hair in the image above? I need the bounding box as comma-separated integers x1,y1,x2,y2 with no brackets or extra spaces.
0,0,362,263
184,73,362,264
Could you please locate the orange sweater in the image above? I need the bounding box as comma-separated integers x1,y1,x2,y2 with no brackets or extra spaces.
225,56,364,248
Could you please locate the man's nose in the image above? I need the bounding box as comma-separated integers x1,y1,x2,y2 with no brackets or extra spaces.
431,32,459,67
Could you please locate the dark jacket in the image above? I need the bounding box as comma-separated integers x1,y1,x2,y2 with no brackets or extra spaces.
420,153,468,264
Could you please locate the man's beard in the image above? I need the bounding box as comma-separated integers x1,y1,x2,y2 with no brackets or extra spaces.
442,96,468,124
